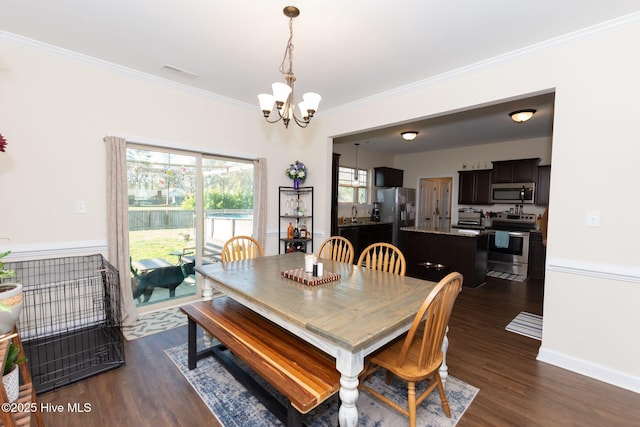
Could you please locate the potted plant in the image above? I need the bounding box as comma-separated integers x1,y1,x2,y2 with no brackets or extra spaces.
2,342,26,402
0,251,23,335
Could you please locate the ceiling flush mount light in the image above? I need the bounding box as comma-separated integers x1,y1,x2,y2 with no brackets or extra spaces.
257,6,321,129
401,131,419,141
509,109,536,123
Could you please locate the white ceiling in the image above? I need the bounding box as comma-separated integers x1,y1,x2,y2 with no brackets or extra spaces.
1,1,639,153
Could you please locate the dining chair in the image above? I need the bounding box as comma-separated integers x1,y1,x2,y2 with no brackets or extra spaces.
221,236,264,263
359,272,463,427
317,236,354,264
357,242,406,276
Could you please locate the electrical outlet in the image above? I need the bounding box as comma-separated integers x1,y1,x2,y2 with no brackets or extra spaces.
585,210,600,227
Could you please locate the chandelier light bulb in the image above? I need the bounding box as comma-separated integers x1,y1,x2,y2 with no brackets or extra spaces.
272,82,292,105
258,93,275,117
298,101,309,120
303,92,322,115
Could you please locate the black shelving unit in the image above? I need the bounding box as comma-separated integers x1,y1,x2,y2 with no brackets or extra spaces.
279,186,314,254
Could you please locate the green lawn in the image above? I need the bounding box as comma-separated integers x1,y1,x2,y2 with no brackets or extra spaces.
129,228,194,263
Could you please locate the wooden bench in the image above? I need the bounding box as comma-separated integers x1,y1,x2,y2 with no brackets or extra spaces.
180,297,341,426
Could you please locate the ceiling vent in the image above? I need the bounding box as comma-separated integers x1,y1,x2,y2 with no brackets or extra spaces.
161,64,199,80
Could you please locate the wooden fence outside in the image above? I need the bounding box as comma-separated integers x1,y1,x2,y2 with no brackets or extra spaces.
129,209,252,231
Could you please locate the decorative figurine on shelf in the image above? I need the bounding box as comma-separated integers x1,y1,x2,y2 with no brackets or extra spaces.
285,160,307,190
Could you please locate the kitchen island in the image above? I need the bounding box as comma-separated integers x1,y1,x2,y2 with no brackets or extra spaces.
400,226,488,288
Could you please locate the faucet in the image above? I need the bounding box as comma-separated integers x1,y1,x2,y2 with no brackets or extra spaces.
351,205,358,223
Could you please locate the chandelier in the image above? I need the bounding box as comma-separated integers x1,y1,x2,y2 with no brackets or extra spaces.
258,6,321,129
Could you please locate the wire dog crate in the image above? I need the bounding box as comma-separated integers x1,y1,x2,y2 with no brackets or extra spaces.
4,254,125,393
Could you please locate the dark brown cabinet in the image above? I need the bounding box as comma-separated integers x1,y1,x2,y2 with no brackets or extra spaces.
458,169,492,205
536,165,551,206
331,153,340,236
338,223,393,262
528,231,546,279
492,158,540,183
374,167,403,187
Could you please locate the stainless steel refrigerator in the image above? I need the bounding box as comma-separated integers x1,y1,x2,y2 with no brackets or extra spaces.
376,187,416,245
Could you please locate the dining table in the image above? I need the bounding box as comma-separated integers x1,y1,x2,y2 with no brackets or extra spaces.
195,252,446,427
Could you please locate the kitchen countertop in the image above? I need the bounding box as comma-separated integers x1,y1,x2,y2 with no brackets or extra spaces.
337,220,393,228
400,225,487,237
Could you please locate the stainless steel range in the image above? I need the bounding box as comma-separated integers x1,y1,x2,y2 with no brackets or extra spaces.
487,212,537,276
490,212,537,231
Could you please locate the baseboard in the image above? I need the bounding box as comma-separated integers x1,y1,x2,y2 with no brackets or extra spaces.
0,240,108,261
537,347,640,394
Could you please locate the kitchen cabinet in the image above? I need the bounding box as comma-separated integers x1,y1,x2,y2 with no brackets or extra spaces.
536,165,551,206
458,169,492,205
374,167,403,187
528,231,546,279
337,226,359,259
491,158,540,183
279,186,313,254
338,223,393,261
331,153,340,236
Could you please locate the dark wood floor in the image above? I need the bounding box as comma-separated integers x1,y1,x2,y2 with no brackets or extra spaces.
37,277,640,426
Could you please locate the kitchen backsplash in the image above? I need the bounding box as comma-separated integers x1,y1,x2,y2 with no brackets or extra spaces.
337,204,374,220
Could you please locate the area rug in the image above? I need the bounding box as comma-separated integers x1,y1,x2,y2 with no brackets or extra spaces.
122,307,188,341
487,270,527,282
165,341,479,426
505,311,542,340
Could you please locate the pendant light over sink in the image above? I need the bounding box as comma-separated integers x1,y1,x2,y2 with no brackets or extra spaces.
352,143,360,186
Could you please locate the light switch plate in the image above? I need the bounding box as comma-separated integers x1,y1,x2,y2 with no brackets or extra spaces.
585,210,600,227
75,201,87,214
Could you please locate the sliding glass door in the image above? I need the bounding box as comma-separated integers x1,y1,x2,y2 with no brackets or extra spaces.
127,146,254,309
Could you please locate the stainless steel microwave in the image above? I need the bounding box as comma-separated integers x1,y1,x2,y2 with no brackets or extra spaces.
491,182,535,204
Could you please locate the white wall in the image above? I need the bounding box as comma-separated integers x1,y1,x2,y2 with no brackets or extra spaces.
318,19,640,391
0,36,330,256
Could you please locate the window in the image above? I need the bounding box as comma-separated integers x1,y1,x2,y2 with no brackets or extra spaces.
338,166,368,204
